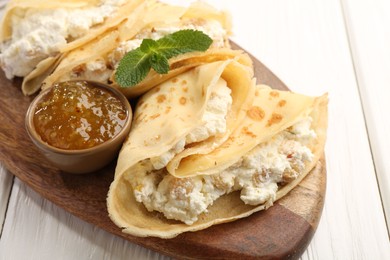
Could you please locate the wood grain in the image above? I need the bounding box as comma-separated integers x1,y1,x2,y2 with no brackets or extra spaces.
341,0,390,232
0,44,326,259
0,165,13,235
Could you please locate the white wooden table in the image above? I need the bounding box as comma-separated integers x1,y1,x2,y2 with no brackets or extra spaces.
1,0,390,259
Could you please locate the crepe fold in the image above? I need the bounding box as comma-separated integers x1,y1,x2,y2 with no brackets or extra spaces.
0,0,100,42
114,57,255,178
0,0,143,47
0,0,147,95
107,58,328,238
19,0,233,96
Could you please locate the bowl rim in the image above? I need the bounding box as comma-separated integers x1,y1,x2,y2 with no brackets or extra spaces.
25,80,133,155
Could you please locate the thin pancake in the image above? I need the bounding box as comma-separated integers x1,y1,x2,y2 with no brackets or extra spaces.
0,0,99,42
0,0,145,49
114,58,254,178
170,86,321,177
114,49,252,98
107,83,328,238
0,0,147,94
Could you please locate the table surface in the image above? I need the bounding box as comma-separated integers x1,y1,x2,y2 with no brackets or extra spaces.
1,0,389,259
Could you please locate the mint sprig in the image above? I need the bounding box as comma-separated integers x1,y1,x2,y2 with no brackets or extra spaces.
115,30,213,88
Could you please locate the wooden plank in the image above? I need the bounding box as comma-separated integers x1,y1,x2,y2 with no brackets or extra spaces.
341,0,390,233
0,2,11,236
0,179,166,260
0,166,13,235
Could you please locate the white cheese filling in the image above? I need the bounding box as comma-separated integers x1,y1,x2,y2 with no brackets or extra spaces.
150,78,232,170
0,0,126,79
132,117,316,225
67,18,228,81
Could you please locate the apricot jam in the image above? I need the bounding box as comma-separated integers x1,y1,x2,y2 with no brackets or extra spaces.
33,81,127,150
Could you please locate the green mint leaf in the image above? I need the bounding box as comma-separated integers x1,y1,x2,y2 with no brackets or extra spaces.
150,53,169,74
140,38,158,53
156,29,213,59
115,48,151,87
115,29,213,88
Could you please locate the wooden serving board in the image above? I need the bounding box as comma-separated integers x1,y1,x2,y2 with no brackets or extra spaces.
0,43,326,259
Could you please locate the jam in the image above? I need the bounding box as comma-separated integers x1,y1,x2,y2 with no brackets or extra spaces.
33,81,127,150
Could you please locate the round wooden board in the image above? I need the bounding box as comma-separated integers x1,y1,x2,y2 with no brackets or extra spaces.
0,43,326,259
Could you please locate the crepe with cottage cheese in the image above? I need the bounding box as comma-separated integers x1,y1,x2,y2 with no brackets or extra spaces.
107,59,328,238
19,1,233,97
0,0,147,93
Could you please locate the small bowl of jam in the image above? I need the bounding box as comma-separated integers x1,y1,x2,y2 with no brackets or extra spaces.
25,80,132,174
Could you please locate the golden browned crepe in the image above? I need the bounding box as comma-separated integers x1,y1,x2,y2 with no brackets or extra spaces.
0,0,101,42
0,0,144,51
0,0,147,95
114,57,255,177
106,57,328,238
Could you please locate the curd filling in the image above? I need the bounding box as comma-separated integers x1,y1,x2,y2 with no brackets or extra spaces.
67,18,228,82
130,117,316,225
0,0,126,79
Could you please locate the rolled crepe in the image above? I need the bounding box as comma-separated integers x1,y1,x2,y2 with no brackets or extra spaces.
0,0,100,42
115,57,255,174
107,60,328,238
27,1,233,97
0,0,146,95
0,0,145,51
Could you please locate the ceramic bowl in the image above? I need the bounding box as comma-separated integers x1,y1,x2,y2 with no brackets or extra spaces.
25,80,132,174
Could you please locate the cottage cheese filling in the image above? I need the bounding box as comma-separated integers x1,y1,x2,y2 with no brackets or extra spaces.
131,117,316,225
0,0,126,79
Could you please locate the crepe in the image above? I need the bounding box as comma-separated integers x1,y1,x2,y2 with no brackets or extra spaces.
0,0,100,42
0,0,144,50
0,0,148,95
115,57,255,177
26,1,234,97
107,58,328,238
